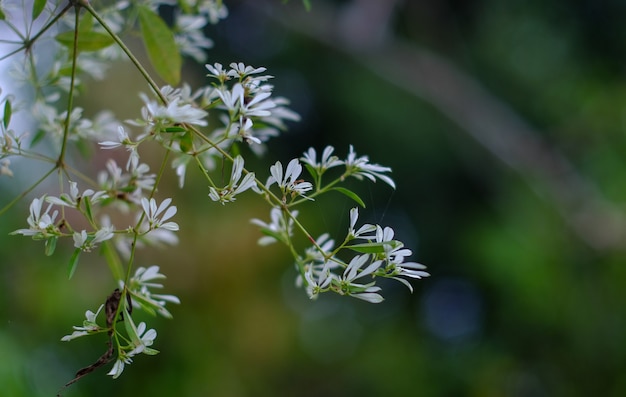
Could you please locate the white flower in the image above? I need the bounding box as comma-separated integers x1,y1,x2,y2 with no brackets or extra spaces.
11,196,59,237
61,304,104,341
339,254,384,303
250,207,298,245
344,145,396,189
304,260,334,300
229,62,266,78
124,266,180,318
99,126,139,171
370,225,430,292
46,181,107,208
348,207,377,239
206,62,233,82
174,14,213,63
300,146,342,173
128,321,158,356
107,357,130,379
216,83,244,112
73,226,115,252
208,155,258,204
266,159,313,197
141,197,179,232
130,93,208,130
199,0,228,24
240,90,275,118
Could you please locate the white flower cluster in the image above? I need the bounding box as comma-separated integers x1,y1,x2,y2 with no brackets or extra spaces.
299,208,429,303
251,146,428,302
3,0,428,386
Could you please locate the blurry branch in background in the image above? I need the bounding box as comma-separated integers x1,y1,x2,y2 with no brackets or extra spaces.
270,0,626,251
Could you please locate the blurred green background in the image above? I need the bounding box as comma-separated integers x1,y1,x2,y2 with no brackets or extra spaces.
3,0,626,395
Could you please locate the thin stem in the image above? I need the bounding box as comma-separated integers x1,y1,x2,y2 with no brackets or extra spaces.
57,5,81,168
80,1,166,104
0,166,56,216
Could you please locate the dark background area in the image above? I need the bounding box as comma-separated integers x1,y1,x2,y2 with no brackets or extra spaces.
3,0,626,395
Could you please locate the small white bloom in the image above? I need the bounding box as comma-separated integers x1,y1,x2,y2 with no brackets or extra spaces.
208,155,258,204
344,145,396,189
348,207,377,239
266,159,313,197
250,207,298,245
229,62,267,78
99,126,139,170
61,304,104,341
141,197,179,232
301,146,342,173
128,321,158,356
11,196,59,237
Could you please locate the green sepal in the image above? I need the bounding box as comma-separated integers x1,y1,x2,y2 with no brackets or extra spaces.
137,5,181,86
331,187,366,208
44,236,57,256
55,30,115,52
32,0,46,20
67,248,81,279
3,99,11,129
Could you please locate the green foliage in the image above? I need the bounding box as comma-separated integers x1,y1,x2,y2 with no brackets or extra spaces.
137,6,182,86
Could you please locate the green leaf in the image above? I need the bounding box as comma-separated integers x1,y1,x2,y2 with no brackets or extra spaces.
179,131,193,153
137,6,181,85
67,248,81,279
3,99,12,129
259,229,285,244
331,187,366,208
55,30,115,52
45,236,57,256
32,0,46,20
0,8,6,21
78,12,94,32
346,241,397,254
162,126,187,133
30,129,46,147
83,196,95,224
303,163,318,180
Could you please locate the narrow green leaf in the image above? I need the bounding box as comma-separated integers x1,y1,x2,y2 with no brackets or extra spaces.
123,307,142,345
303,163,318,180
162,126,187,133
332,187,366,208
67,248,81,279
3,99,12,129
83,196,95,224
45,236,57,256
137,5,181,85
32,0,46,20
179,131,193,153
101,241,125,281
0,8,6,21
346,241,395,254
259,229,285,244
30,129,46,147
55,30,115,52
